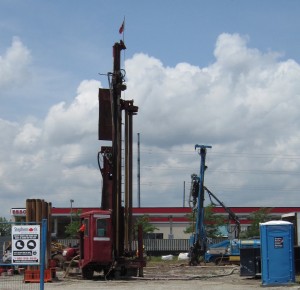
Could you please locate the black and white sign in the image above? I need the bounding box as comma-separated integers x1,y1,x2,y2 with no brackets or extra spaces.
11,225,40,265
274,236,284,249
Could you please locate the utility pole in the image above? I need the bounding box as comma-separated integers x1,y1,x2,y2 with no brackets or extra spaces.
183,181,186,207
137,132,141,208
70,199,74,223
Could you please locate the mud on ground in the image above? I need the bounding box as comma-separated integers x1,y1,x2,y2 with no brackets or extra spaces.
142,261,261,285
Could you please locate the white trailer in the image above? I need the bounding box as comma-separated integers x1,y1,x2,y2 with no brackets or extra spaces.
281,212,300,246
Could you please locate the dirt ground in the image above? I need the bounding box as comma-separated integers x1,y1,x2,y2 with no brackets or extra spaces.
41,261,300,290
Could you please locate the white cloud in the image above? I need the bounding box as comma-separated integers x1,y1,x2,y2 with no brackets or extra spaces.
126,33,300,207
1,33,300,218
126,34,300,150
0,78,101,217
0,37,31,88
13,123,42,151
43,79,100,145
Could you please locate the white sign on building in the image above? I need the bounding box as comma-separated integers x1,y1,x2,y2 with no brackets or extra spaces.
11,225,40,265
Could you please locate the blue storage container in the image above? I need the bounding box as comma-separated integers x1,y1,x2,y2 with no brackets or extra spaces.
260,221,295,286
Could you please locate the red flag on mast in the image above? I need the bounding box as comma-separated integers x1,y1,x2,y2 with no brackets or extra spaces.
119,20,125,34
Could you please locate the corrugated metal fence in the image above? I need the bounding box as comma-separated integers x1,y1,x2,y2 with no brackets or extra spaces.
143,239,189,255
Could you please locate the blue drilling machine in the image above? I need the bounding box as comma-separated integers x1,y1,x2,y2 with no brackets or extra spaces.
189,144,211,266
189,144,260,266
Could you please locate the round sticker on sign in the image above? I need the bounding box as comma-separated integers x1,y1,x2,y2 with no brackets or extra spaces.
15,240,25,249
27,240,36,249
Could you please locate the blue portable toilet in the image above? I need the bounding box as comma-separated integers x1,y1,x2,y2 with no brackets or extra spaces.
260,220,295,286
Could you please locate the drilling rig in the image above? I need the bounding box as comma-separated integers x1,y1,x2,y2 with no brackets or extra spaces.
189,146,259,266
76,40,145,279
189,144,211,266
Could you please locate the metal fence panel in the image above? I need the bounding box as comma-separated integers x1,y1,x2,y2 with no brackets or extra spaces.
131,238,228,256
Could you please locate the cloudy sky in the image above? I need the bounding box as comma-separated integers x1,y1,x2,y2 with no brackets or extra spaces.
1,0,300,218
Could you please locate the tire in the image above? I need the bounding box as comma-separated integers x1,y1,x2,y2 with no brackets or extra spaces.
126,268,138,277
82,266,94,280
104,267,114,280
114,269,121,280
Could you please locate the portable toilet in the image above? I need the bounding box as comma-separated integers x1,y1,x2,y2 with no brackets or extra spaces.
260,220,295,286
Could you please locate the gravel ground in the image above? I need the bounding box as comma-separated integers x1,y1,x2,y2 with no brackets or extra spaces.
41,264,300,290
1,263,300,290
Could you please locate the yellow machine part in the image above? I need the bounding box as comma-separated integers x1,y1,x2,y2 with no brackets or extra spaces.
229,255,240,262
51,241,65,253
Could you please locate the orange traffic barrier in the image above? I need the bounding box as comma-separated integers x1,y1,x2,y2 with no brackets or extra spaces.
24,269,52,283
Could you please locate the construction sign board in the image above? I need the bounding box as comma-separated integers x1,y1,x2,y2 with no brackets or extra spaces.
11,225,40,265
